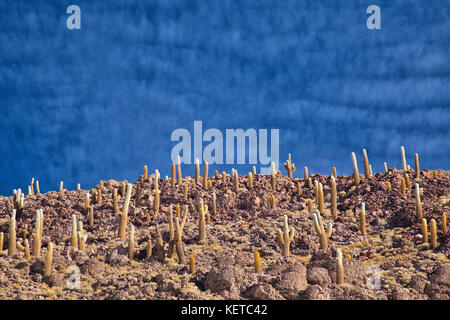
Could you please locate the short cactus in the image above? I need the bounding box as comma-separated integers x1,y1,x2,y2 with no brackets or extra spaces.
44,242,53,276
283,153,295,179
254,251,261,273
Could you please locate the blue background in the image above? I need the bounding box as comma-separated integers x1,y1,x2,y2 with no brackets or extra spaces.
1,0,449,195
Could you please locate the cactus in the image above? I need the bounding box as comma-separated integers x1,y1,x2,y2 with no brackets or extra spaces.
171,163,176,187
385,181,392,191
36,180,40,194
189,255,196,274
318,182,325,213
84,193,91,215
307,199,314,215
254,251,261,273
212,193,217,215
119,183,132,239
128,225,135,260
203,161,209,188
304,166,309,181
146,237,152,259
330,176,338,218
384,162,388,173
233,169,240,192
336,249,344,284
71,215,78,249
307,177,313,189
270,162,276,191
180,205,189,232
405,173,411,189
77,183,81,191
351,152,360,185
198,199,206,245
414,153,420,180
24,239,30,259
0,232,3,253
422,218,428,244
135,183,140,207
248,173,253,189
194,158,200,184
153,189,161,214
313,211,333,250
415,183,423,220
143,165,148,179
167,205,175,257
362,148,371,178
400,146,407,171
154,224,165,261
33,210,42,257
88,206,94,227
401,178,406,194
276,215,295,256
268,195,276,209
443,213,448,236
297,181,302,198
222,171,227,184
177,155,183,185
44,242,53,277
59,181,64,193
97,188,102,205
8,210,16,256
283,153,296,179
430,219,438,249
174,217,185,263
359,203,366,236
332,167,337,179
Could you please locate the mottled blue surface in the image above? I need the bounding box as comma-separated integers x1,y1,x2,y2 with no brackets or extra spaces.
0,0,449,195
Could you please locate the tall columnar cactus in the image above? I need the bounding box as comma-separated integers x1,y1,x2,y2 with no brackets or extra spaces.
330,176,338,218
362,148,371,178
430,219,438,249
297,182,302,198
212,193,217,215
0,232,3,253
318,182,325,213
414,153,420,180
332,167,337,179
385,181,392,191
119,183,132,239
351,152,360,185
203,161,209,188
283,153,296,179
71,215,78,249
401,178,406,194
189,255,196,274
248,172,253,189
113,189,119,215
194,158,200,184
336,249,344,284
313,211,333,250
128,225,135,260
33,210,42,257
307,177,313,189
167,205,175,257
84,193,91,215
143,165,148,179
306,199,314,215
254,251,261,273
415,183,423,220
384,162,388,173
36,180,40,194
304,166,309,181
154,224,165,261
422,218,428,245
171,163,176,187
270,161,276,191
177,155,183,185
359,203,366,236
443,213,448,236
276,215,295,256
44,242,53,277
8,210,16,257
154,189,161,214
24,239,30,259
233,169,240,192
146,236,152,259
400,146,407,171
174,217,185,264
198,199,206,245
59,181,64,193
404,173,411,189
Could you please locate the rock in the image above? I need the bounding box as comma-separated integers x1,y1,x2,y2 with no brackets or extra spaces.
42,273,65,288
80,257,106,276
205,266,241,293
307,266,331,285
248,284,282,300
431,265,450,287
303,285,331,300
274,265,308,299
408,275,427,293
30,260,44,275
106,249,129,266
391,286,412,300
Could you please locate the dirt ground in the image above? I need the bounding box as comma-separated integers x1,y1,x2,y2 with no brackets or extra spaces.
0,167,448,300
